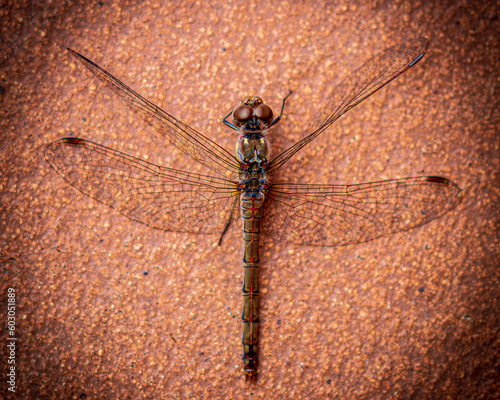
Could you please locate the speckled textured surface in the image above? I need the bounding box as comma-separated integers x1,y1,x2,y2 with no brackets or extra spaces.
1,1,498,399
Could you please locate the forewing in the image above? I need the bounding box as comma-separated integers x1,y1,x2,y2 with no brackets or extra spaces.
269,38,429,174
45,138,239,234
68,49,241,179
264,177,462,245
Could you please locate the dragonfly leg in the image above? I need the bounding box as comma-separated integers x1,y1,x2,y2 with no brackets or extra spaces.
218,196,239,246
222,110,240,131
268,90,293,128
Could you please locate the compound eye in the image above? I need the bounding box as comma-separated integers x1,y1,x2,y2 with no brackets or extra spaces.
233,105,253,123
254,104,273,123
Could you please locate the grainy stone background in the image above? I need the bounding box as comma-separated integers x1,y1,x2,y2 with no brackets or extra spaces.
1,1,498,399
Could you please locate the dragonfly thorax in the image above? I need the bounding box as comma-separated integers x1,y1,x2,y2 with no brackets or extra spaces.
237,176,269,193
236,131,271,175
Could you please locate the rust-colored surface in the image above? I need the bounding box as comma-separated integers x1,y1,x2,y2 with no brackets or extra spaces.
1,1,498,399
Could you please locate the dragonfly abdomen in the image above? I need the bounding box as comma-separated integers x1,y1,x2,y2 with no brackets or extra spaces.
241,192,264,379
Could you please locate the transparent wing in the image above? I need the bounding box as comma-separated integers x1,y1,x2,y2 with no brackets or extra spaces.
264,176,462,245
45,138,239,234
268,38,429,174
68,48,241,179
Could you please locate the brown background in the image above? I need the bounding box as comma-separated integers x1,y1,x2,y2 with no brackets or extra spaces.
1,0,498,399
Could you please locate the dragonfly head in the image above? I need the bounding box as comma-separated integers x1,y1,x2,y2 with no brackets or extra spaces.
232,96,274,130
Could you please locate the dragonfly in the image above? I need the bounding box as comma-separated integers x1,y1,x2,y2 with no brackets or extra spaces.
45,38,462,380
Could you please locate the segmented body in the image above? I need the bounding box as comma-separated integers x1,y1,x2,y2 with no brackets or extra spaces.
234,97,273,378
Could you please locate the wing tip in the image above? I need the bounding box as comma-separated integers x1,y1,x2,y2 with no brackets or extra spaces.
62,137,87,146
409,38,429,66
426,176,449,184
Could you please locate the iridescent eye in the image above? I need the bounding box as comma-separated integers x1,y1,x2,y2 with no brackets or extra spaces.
233,105,253,123
254,104,273,122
